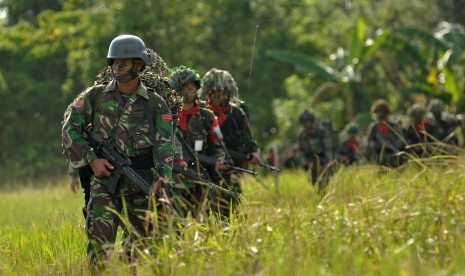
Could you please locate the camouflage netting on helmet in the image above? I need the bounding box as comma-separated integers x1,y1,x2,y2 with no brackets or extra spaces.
94,48,181,110
408,103,427,120
197,68,240,104
169,65,201,93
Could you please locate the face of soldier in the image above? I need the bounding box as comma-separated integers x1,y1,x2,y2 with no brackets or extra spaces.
375,111,386,121
209,90,228,108
182,81,197,103
111,58,142,83
302,121,315,133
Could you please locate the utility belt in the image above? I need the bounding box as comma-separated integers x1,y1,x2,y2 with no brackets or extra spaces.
129,151,153,169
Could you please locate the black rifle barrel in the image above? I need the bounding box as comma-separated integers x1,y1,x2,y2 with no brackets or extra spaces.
227,150,280,172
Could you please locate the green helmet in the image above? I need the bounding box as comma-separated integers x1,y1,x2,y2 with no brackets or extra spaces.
347,125,359,135
198,68,239,103
169,65,201,93
371,99,390,116
408,103,427,121
299,110,316,123
107,34,149,66
428,99,445,115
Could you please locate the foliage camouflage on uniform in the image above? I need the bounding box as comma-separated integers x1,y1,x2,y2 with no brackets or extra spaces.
198,68,259,218
62,48,181,159
169,65,201,93
94,48,181,111
169,65,225,217
198,68,240,104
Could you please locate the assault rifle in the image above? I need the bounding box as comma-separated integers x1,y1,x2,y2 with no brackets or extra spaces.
84,128,234,197
171,160,236,196
84,128,154,195
183,151,258,176
227,149,280,172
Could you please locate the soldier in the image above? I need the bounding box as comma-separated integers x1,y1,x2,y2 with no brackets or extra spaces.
62,34,180,269
169,65,226,218
427,99,460,146
198,68,260,218
405,103,436,156
297,110,334,191
366,99,404,167
282,147,301,170
337,125,360,165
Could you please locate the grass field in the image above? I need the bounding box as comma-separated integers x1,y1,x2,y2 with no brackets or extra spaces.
2,160,465,275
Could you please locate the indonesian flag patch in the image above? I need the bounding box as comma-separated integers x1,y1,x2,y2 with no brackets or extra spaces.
161,114,172,121
74,98,84,108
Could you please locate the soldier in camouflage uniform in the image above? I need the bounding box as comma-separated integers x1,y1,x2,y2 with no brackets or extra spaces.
405,103,436,156
62,35,179,269
337,125,360,166
427,99,460,146
198,68,260,218
169,65,226,218
366,99,405,167
297,110,334,191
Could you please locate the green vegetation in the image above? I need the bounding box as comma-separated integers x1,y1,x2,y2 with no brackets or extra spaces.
2,0,465,181
2,162,465,275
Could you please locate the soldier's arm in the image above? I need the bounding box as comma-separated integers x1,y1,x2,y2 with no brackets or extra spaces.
62,88,97,169
236,106,259,154
207,112,226,159
153,94,179,179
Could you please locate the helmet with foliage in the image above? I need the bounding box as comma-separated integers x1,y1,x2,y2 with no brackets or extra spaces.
428,99,445,115
298,110,316,123
169,65,201,93
96,47,180,111
371,99,390,117
198,68,239,103
408,103,427,121
107,34,149,66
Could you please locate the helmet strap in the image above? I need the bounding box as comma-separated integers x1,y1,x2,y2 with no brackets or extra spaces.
113,59,140,83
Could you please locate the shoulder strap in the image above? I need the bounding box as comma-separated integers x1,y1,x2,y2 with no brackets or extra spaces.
90,84,106,121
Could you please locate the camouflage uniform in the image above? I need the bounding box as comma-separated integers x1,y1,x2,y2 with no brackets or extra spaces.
366,100,404,167
427,99,460,147
297,110,333,190
198,68,260,218
175,104,225,217
337,126,359,165
405,104,436,156
62,35,176,268
169,65,225,218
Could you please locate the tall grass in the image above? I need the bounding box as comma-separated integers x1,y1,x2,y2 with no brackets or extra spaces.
1,161,465,275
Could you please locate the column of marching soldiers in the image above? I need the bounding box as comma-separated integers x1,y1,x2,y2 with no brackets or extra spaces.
63,36,465,269
281,98,465,193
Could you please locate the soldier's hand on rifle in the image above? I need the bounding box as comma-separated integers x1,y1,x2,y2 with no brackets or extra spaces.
248,152,261,165
89,158,114,177
175,160,188,180
215,156,226,170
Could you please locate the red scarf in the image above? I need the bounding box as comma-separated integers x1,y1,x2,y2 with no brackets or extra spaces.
413,120,425,134
178,103,200,131
346,139,358,152
377,120,389,136
209,103,230,126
